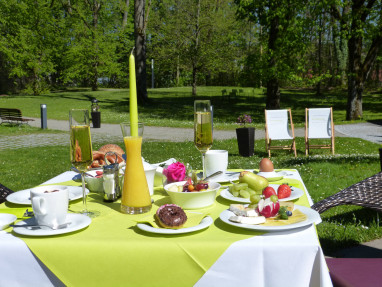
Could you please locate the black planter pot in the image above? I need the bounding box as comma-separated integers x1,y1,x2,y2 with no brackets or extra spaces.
91,111,101,128
236,127,255,157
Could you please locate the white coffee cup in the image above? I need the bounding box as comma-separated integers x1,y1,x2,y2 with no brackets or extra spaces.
205,150,229,177
30,186,69,229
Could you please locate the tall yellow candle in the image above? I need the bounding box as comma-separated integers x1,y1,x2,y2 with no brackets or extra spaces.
129,50,139,136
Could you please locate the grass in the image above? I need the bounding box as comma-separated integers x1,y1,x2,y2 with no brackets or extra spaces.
1,86,382,256
1,86,382,129
0,124,62,136
0,129,381,256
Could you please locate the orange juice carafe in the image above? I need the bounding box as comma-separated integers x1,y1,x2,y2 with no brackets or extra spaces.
120,123,152,214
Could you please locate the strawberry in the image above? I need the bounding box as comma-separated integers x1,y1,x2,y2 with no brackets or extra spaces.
262,186,276,198
277,184,292,199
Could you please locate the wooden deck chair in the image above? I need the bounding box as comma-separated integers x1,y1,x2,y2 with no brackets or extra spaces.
305,107,334,156
265,109,297,157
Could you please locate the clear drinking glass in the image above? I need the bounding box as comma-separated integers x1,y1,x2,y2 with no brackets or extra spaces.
120,122,152,214
194,100,213,178
69,109,99,218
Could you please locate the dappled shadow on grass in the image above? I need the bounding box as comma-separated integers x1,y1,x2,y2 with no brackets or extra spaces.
281,153,379,166
323,207,380,225
318,206,382,256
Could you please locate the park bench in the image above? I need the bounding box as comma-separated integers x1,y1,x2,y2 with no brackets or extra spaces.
0,108,35,125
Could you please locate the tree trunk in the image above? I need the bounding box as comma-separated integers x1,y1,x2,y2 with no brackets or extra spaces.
346,34,363,120
191,0,201,97
176,55,180,86
122,0,130,28
266,12,280,109
192,67,197,96
316,11,322,96
134,0,148,103
90,1,101,91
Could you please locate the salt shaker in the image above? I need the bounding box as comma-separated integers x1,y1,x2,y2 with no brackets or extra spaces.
102,163,120,202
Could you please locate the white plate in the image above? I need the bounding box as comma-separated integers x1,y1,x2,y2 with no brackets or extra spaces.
220,184,305,203
220,205,321,231
0,213,17,230
137,216,213,234
6,185,89,205
12,214,91,236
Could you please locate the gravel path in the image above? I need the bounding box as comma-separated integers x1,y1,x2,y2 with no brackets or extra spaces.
1,117,379,150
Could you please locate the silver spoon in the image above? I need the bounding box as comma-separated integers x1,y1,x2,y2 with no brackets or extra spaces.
10,222,70,230
203,171,223,181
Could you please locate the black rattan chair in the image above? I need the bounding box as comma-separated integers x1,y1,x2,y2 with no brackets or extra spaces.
311,172,382,214
0,183,14,204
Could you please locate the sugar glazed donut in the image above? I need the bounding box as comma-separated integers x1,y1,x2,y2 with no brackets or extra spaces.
156,204,187,229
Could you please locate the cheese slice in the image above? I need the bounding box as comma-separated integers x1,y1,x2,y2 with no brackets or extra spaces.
229,204,247,216
229,204,260,217
229,215,266,225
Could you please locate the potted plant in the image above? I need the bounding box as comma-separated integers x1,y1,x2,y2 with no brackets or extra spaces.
236,114,255,157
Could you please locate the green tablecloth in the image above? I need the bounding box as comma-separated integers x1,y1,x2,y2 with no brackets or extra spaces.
1,171,311,287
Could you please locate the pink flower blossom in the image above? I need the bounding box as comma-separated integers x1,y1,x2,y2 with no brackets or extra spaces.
163,162,186,183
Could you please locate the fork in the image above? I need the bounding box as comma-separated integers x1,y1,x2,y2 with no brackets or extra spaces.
10,222,70,230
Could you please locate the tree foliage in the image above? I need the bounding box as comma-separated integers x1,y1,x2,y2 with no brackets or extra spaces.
0,0,381,119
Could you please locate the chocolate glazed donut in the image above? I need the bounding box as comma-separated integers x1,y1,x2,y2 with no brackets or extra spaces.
156,204,187,229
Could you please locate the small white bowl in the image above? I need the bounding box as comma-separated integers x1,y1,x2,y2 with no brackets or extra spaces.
163,181,221,209
84,170,104,193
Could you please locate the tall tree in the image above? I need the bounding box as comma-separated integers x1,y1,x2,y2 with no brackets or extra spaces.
147,0,240,92
330,0,382,120
236,0,310,109
61,0,125,91
0,0,64,95
134,0,149,103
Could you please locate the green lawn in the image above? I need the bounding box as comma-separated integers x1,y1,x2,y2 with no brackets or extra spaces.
0,130,381,256
1,86,382,129
1,86,382,256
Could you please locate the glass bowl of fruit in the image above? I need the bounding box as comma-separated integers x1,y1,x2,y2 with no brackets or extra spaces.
164,178,221,209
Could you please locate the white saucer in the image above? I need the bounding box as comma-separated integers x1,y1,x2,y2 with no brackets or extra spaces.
220,205,321,231
197,171,252,183
220,184,305,203
0,213,17,230
12,214,91,236
256,171,286,182
6,185,89,205
137,216,213,234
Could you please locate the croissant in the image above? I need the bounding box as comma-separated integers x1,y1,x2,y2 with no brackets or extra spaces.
90,145,125,168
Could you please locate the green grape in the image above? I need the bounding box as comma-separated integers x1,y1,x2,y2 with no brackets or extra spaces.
228,185,234,193
247,188,256,196
270,195,278,203
248,203,258,209
239,189,250,198
232,191,239,197
250,194,261,204
234,183,248,191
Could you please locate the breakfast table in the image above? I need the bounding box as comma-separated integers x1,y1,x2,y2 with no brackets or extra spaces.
0,169,333,287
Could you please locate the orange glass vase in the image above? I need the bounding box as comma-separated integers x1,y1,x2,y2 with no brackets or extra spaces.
120,122,152,214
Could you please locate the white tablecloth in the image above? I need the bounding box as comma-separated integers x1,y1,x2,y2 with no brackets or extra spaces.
0,170,332,287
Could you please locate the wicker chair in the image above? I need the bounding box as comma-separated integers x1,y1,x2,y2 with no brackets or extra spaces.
0,183,14,204
311,172,382,213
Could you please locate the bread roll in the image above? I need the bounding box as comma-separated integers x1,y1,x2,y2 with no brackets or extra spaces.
98,144,125,157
